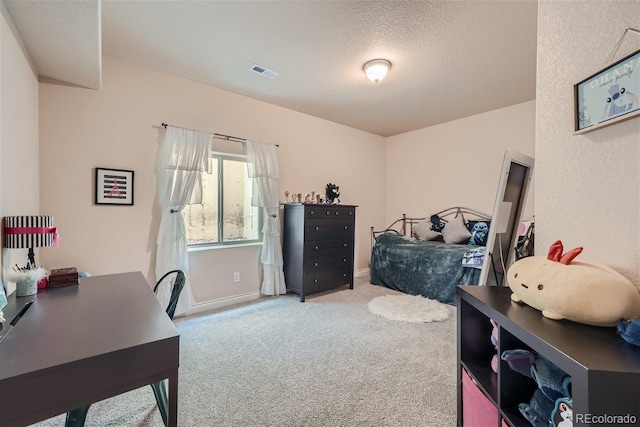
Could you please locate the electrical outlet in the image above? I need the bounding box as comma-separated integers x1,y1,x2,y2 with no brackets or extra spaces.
233,272,240,283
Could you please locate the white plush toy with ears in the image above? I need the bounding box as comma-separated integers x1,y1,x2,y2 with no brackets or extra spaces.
507,240,640,327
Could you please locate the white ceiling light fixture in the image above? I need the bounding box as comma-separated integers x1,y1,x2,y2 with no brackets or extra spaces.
363,59,392,83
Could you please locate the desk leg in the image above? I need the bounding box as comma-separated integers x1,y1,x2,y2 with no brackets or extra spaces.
168,370,179,427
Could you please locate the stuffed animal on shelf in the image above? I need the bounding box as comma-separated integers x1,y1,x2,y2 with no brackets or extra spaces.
502,349,573,427
490,319,499,373
325,183,340,204
618,317,640,346
507,240,640,327
551,398,574,427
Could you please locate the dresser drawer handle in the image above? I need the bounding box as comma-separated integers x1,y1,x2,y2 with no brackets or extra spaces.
343,258,347,262
349,211,353,215
314,262,319,267
343,273,347,277
315,246,319,250
310,211,315,215
326,211,330,215
344,226,348,230
315,226,319,231
335,211,339,215
314,279,318,283
343,243,348,247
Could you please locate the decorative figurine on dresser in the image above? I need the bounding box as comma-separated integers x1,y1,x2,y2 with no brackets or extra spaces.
282,203,357,302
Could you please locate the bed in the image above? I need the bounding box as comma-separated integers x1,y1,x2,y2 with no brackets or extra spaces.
370,207,492,305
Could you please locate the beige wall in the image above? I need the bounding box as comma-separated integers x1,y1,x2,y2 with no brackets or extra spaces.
1,9,40,294
383,101,535,227
3,40,536,306
536,1,640,286
24,0,640,307
39,56,385,310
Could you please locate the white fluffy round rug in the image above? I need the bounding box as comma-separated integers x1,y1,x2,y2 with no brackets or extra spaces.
367,294,451,323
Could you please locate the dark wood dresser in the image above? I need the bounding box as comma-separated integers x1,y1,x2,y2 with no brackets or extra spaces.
282,203,357,302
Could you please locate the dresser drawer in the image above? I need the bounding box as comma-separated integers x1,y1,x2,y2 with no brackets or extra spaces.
304,254,352,274
304,238,352,256
306,207,356,219
304,269,352,293
305,219,354,240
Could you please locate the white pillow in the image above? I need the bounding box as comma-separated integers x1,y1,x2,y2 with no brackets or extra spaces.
442,214,472,244
412,219,441,241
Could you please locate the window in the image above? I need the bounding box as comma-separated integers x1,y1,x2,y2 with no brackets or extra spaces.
182,152,261,246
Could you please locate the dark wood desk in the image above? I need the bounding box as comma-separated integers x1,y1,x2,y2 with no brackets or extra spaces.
0,271,180,427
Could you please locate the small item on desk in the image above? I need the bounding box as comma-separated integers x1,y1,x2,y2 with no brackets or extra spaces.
49,267,79,288
7,267,47,297
0,277,7,315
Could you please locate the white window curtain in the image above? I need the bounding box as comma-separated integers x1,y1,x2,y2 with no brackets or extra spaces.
156,126,213,316
245,140,286,295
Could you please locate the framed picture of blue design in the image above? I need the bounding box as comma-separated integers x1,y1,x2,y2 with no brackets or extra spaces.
574,48,640,134
95,167,134,205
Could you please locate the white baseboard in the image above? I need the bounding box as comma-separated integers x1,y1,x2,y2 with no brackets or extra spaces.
186,269,369,316
354,268,370,278
187,290,261,315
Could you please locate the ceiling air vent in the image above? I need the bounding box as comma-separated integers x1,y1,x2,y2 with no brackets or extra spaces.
250,63,279,79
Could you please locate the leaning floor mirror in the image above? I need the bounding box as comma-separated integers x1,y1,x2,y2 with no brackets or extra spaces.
479,149,535,286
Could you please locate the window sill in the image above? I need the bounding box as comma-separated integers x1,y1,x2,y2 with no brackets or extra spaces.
187,241,263,252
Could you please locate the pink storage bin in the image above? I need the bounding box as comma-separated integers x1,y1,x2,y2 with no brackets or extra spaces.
462,368,498,427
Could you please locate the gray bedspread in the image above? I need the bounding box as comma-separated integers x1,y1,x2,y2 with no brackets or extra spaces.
370,233,481,305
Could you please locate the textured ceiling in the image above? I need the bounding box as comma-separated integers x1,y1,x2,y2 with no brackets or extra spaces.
3,0,538,137
3,0,101,90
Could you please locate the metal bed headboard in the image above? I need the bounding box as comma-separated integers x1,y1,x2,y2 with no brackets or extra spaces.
370,206,491,248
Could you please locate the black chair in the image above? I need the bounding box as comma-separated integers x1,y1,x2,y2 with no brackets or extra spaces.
155,269,186,321
65,270,186,427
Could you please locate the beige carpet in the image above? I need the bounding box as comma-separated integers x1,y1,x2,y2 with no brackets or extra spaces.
32,276,458,426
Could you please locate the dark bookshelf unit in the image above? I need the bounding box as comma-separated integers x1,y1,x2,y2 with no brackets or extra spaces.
457,285,640,427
